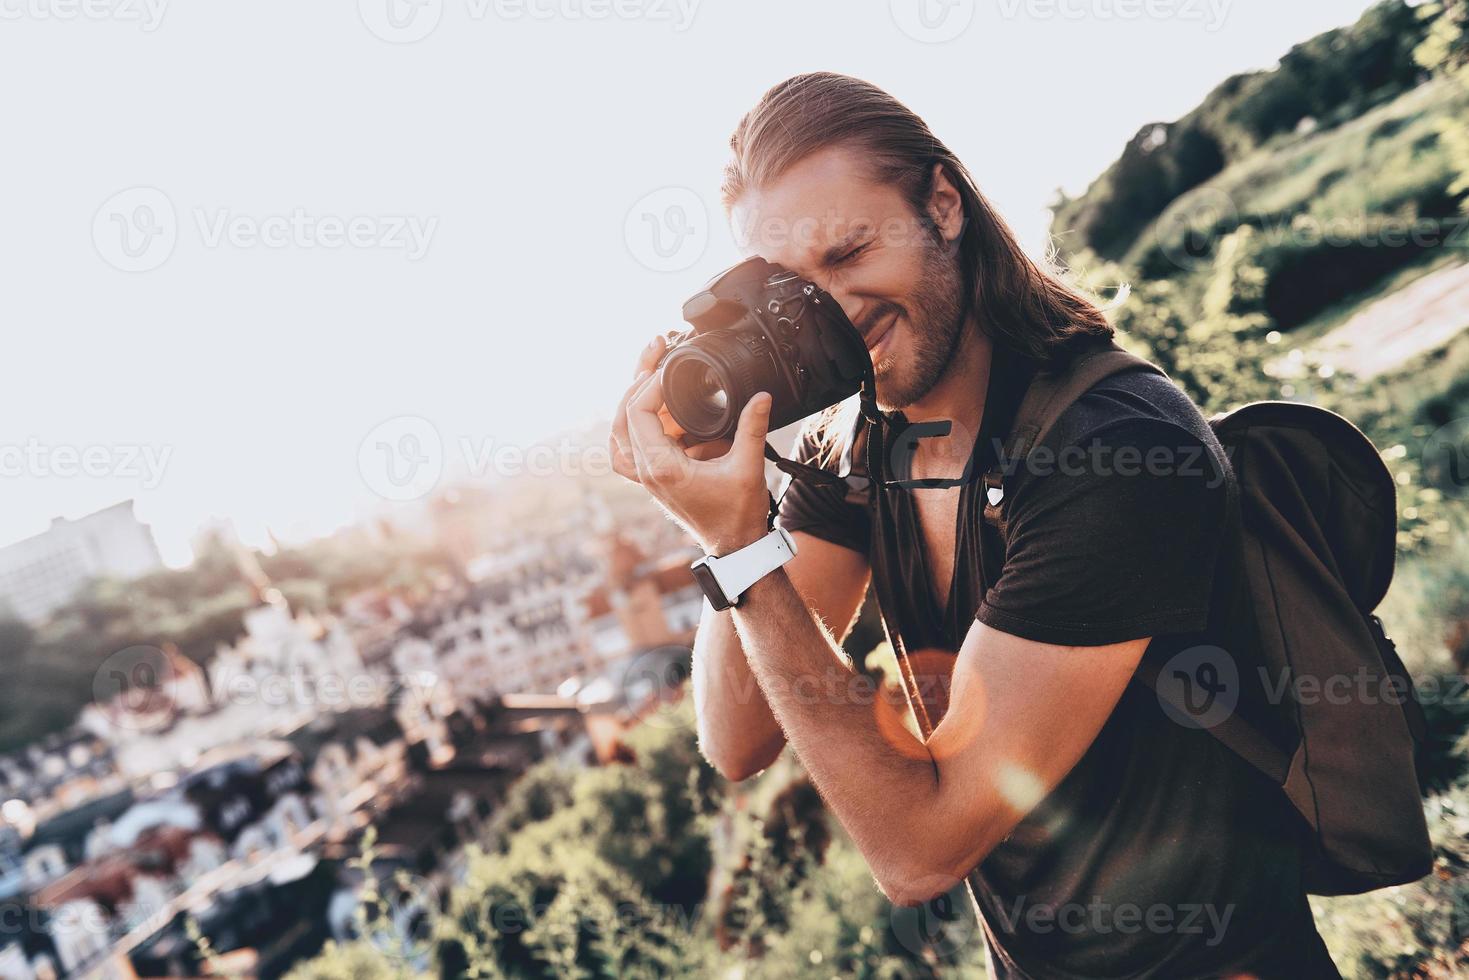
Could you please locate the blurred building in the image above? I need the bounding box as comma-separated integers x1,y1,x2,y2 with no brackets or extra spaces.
0,501,162,623
582,531,703,658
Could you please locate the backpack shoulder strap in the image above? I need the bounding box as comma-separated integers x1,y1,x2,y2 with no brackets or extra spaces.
981,342,1164,508
979,343,1296,788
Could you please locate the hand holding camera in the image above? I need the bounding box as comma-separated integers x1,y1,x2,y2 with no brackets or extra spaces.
610,257,870,555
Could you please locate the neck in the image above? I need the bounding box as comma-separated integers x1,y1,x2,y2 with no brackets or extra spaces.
896,318,993,478
900,318,992,430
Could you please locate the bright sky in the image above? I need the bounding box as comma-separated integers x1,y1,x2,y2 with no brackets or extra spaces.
0,0,1384,566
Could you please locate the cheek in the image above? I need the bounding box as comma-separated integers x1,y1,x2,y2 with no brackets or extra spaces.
842,250,924,307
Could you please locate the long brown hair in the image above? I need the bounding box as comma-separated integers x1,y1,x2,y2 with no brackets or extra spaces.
722,72,1112,366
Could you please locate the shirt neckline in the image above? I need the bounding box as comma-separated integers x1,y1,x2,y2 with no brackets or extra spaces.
883,340,1038,633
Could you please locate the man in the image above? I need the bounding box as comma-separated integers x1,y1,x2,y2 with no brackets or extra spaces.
610,73,1340,979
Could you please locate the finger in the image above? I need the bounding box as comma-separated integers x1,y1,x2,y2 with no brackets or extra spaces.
611,369,652,479
626,372,686,484
684,437,734,461
728,392,773,471
609,430,638,482
682,438,733,461
634,335,667,381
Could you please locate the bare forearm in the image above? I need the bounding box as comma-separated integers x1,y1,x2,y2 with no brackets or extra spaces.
691,606,786,779
729,571,949,897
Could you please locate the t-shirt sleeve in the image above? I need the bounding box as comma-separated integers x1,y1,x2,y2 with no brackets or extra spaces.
976,417,1230,646
774,416,871,557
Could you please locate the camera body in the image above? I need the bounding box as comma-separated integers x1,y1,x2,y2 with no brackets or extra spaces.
659,257,870,443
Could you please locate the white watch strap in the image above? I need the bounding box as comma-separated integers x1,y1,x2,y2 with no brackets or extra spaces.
707,527,798,604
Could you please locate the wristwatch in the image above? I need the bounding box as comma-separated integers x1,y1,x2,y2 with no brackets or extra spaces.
689,527,799,611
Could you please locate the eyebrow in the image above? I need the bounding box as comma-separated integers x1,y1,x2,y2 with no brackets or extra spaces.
818,227,875,268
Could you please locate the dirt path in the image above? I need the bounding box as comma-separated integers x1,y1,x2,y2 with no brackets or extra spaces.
1308,260,1469,379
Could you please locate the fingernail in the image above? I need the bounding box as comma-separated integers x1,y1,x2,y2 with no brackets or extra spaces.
635,369,651,383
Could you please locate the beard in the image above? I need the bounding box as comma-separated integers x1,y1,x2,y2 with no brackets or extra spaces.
862,236,968,412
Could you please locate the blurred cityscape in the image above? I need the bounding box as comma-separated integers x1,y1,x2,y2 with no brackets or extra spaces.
0,449,710,979
4,3,1469,976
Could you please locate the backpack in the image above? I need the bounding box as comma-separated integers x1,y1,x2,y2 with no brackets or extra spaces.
949,339,1432,896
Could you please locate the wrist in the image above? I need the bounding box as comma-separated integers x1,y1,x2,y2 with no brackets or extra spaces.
702,525,769,557
690,526,797,613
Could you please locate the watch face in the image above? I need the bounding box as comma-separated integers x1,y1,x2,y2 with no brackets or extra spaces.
690,562,732,611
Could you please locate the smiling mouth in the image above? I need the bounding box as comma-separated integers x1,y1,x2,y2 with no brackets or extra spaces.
864,312,898,359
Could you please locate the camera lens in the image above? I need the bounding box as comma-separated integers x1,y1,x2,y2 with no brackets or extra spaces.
691,366,729,415
662,353,739,441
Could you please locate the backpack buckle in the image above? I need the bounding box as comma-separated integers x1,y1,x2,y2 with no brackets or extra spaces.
982,470,1004,507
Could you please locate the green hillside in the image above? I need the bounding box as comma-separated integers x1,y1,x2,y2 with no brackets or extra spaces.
1053,0,1469,554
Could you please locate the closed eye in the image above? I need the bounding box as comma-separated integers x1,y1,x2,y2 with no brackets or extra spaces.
834,242,871,266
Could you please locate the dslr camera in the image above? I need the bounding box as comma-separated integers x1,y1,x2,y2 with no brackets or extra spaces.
659,257,871,443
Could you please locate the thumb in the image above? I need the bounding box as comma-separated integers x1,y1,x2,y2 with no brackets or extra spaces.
731,392,773,465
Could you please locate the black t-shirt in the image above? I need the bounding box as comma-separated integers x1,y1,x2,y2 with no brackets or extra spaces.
777,339,1341,980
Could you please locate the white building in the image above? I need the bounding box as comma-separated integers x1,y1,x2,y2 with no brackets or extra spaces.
0,500,161,622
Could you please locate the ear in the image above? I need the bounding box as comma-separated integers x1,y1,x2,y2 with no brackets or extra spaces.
926,162,965,245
